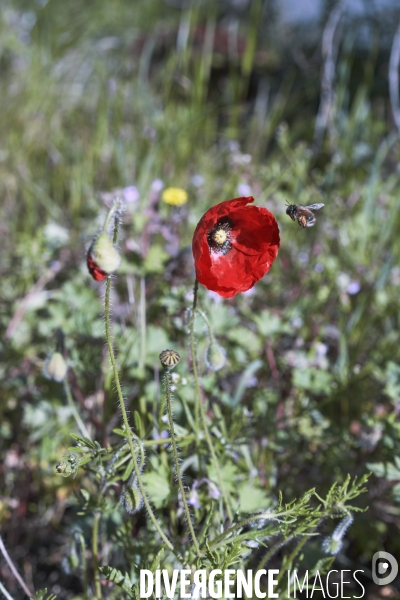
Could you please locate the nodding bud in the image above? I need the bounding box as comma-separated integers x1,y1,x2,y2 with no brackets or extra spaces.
322,513,353,555
159,349,180,370
322,537,343,555
205,341,226,371
55,461,73,476
122,481,143,514
44,352,68,382
87,232,121,281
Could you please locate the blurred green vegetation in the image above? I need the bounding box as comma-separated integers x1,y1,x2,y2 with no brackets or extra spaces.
1,0,400,598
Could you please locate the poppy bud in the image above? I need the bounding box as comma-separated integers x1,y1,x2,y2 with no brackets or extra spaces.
122,480,143,514
87,232,121,281
322,514,353,555
44,352,68,382
205,342,226,371
159,349,181,370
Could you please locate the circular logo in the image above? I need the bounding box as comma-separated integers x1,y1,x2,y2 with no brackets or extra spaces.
372,551,398,585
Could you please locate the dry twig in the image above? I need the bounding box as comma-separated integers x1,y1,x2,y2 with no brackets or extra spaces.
313,0,346,153
0,535,33,598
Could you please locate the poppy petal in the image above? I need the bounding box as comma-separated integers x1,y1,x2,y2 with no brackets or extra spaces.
192,196,280,298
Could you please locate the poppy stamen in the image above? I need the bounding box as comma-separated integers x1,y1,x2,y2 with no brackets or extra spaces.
207,217,233,255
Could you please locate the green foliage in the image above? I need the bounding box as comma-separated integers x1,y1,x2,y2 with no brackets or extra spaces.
2,0,400,597
30,591,57,600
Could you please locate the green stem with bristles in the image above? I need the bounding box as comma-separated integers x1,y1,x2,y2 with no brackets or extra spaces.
92,512,101,599
103,212,178,559
163,370,201,557
105,275,176,555
189,279,234,523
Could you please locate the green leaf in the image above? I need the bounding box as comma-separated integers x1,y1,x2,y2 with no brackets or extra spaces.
143,245,169,274
237,482,269,512
227,327,262,356
207,462,238,495
30,590,56,600
99,566,135,598
142,460,170,508
293,368,333,394
367,461,400,481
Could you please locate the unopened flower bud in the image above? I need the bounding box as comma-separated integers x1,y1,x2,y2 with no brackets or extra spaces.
87,232,121,281
122,481,143,514
56,461,73,476
44,352,68,382
159,349,180,370
322,537,343,555
205,341,226,371
322,514,353,555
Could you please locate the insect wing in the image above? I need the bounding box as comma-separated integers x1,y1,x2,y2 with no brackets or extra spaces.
303,211,317,227
305,203,324,211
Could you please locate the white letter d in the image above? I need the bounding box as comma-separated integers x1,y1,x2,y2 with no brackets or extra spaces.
140,570,153,598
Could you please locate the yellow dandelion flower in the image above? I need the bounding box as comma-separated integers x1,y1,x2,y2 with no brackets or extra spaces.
162,187,188,206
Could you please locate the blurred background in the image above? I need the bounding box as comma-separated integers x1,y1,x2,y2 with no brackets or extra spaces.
2,0,400,598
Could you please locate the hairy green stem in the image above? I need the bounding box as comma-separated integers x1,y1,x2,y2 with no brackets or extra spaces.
92,512,101,599
143,435,195,447
163,371,201,557
139,276,147,375
105,275,176,555
254,538,290,574
189,279,233,523
64,379,91,440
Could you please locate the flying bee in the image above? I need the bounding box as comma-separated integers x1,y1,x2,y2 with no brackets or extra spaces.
285,201,325,228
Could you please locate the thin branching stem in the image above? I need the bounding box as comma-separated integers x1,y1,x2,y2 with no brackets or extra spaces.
254,537,290,574
189,279,234,523
103,206,177,558
105,275,176,554
163,371,201,557
195,307,214,342
208,510,290,549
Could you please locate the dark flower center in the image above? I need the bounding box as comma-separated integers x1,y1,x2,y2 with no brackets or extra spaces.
207,217,233,255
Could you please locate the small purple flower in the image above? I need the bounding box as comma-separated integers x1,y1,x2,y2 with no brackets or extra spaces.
347,280,361,295
298,251,309,264
207,480,221,500
237,182,252,196
123,186,140,203
151,178,164,192
188,489,201,509
191,174,204,187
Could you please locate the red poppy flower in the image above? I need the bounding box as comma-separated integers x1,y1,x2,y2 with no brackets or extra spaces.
192,196,280,298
